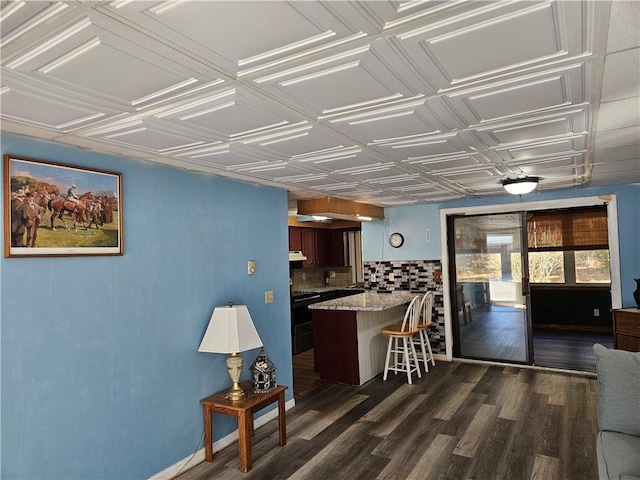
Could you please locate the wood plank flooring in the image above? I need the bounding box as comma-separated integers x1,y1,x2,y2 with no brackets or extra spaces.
177,361,598,480
292,349,319,399
532,330,613,373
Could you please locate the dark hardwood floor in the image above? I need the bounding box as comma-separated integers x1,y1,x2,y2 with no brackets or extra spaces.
533,329,614,373
292,349,319,399
178,360,598,480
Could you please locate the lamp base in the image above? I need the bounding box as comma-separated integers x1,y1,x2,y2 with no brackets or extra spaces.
225,352,246,401
225,384,246,401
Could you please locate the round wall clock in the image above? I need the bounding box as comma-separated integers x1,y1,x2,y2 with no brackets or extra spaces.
389,232,404,248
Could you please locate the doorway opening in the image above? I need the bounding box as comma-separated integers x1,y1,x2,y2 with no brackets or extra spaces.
445,200,618,373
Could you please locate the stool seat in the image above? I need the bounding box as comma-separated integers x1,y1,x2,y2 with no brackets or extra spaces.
381,324,418,336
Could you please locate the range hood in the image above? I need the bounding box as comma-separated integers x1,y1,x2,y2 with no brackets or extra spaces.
297,196,384,222
289,251,307,261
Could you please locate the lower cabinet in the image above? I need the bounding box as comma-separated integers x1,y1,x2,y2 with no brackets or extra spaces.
312,310,360,385
613,308,640,351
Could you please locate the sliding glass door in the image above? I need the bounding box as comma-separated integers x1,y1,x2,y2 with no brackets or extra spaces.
449,213,532,364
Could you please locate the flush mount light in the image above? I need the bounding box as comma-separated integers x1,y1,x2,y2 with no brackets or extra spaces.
501,176,540,195
311,215,329,221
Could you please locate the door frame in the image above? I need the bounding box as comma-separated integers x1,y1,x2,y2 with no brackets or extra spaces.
439,195,621,361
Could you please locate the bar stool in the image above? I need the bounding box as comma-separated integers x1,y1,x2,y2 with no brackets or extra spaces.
413,291,436,372
381,295,422,384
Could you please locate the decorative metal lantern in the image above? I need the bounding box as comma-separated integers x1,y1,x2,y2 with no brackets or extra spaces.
250,348,276,393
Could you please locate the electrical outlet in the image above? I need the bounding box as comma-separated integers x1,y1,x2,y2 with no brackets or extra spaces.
265,291,274,304
388,272,394,281
330,271,336,278
247,260,256,275
371,274,376,282
594,308,600,317
302,272,306,280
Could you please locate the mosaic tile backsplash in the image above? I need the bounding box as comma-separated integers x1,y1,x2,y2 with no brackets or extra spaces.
364,260,445,354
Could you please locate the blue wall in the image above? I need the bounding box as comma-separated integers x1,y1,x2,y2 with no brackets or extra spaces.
362,203,441,261
363,184,640,308
1,133,292,478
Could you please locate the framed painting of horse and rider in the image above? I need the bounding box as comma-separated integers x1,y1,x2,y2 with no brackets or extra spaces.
4,155,123,258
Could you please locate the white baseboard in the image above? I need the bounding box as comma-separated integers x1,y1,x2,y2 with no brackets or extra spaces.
149,398,296,480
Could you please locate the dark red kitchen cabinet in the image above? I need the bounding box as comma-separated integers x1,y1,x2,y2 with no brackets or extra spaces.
289,226,302,251
312,310,359,385
301,228,316,267
330,229,349,267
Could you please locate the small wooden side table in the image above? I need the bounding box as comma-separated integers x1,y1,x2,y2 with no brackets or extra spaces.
200,382,287,473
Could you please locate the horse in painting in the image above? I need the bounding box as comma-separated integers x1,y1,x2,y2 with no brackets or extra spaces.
48,191,92,230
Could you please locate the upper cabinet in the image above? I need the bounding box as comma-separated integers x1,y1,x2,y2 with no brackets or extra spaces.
330,229,349,267
289,226,302,251
301,228,318,267
290,226,352,268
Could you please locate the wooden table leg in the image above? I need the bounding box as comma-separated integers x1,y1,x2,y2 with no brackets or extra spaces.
278,390,287,446
204,406,213,462
238,411,252,473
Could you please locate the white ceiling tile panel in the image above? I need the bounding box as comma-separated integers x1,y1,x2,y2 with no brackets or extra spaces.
475,109,589,147
605,1,640,52
595,125,640,151
329,98,442,144
591,158,640,183
255,45,416,117
96,1,378,78
494,135,587,162
389,2,591,88
594,144,640,163
155,87,307,142
0,1,76,49
439,167,501,182
600,49,640,102
0,86,105,131
406,154,487,172
0,0,636,206
373,132,468,161
177,146,278,172
596,97,640,132
447,65,587,125
92,121,205,154
298,148,392,174
242,124,356,160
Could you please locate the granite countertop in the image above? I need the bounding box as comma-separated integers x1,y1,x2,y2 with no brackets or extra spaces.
292,285,364,294
308,291,418,312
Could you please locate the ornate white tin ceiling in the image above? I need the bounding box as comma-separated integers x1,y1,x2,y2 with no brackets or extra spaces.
1,1,638,207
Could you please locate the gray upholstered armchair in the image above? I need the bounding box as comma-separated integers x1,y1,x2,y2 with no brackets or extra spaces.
593,343,640,480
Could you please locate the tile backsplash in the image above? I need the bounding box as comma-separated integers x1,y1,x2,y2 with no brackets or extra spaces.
364,260,445,354
291,266,353,290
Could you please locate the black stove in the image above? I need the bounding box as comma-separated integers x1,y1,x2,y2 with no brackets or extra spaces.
290,288,364,355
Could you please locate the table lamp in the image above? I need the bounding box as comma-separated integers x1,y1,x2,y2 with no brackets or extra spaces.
198,303,263,401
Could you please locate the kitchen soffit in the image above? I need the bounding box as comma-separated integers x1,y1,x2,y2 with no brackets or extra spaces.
0,1,638,209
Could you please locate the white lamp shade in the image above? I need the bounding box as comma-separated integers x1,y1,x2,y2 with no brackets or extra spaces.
502,177,539,195
198,304,263,354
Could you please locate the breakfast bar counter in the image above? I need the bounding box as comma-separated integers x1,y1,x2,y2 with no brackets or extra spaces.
309,291,416,312
309,291,418,385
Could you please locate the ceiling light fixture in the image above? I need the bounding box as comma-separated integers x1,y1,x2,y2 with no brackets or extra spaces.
501,176,540,195
311,215,329,221
356,215,373,221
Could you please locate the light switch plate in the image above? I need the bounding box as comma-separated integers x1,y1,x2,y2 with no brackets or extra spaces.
265,291,274,304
